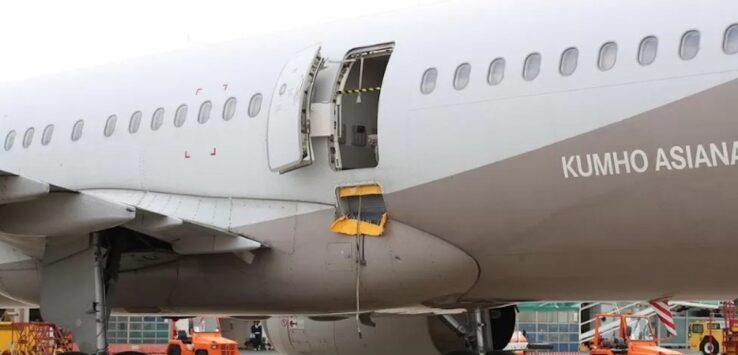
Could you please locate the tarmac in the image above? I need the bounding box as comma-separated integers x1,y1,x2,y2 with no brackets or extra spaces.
239,352,700,355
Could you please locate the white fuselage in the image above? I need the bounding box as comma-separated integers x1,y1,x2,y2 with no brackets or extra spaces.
1,0,738,313
2,0,734,201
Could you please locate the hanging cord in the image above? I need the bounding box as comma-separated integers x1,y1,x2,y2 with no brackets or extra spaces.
356,56,365,104
355,195,364,339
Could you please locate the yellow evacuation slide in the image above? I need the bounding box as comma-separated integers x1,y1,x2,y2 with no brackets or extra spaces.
331,183,388,237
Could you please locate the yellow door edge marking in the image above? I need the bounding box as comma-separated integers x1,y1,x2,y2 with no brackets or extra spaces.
338,184,383,198
330,213,388,237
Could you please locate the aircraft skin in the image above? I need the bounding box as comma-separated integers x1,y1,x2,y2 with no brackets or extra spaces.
0,0,737,318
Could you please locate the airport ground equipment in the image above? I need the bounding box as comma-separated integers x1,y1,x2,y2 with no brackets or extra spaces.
720,301,738,355
688,301,738,355
0,321,75,355
688,319,723,355
165,317,238,355
589,313,682,355
580,301,719,344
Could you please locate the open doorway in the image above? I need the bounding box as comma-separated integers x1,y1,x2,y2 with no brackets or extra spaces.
331,43,394,170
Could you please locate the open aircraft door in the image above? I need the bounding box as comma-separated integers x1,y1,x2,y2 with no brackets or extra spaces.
267,44,323,173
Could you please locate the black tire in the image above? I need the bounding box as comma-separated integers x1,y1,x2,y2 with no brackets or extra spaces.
195,350,209,355
166,345,182,355
489,305,517,351
700,336,720,355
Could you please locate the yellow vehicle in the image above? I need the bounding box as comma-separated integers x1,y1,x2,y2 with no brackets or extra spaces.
0,321,74,355
689,320,723,355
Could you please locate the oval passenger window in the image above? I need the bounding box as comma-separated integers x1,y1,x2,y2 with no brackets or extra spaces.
680,30,701,60
42,124,55,146
4,131,15,151
638,36,659,66
174,104,188,127
71,120,85,141
420,68,438,94
523,53,542,81
23,127,35,148
223,97,237,121
248,94,263,118
129,111,142,134
598,42,618,71
453,63,471,90
198,101,212,124
151,108,165,130
104,115,117,137
487,58,506,86
726,24,738,54
559,48,579,76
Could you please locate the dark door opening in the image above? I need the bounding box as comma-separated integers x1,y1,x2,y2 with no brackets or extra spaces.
331,43,393,170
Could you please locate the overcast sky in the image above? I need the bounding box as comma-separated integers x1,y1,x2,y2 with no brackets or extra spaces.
0,0,442,83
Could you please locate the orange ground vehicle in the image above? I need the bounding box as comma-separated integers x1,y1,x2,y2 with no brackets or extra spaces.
165,317,238,355
590,314,682,355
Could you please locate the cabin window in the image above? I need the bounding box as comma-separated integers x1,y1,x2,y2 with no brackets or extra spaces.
691,324,704,334
174,104,188,127
487,58,505,86
420,68,438,94
71,120,84,142
198,101,212,124
680,30,700,60
559,47,579,76
42,124,54,146
523,53,542,81
104,115,117,137
223,97,237,121
4,131,15,151
724,24,738,54
151,108,165,130
22,127,34,148
598,42,618,71
453,63,471,90
129,111,142,133
248,93,263,117
638,36,659,66
332,43,393,171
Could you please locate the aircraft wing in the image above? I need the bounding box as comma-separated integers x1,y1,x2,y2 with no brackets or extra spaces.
124,208,262,262
0,169,263,261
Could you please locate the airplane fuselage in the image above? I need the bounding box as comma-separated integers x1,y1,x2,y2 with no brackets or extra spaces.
1,0,738,314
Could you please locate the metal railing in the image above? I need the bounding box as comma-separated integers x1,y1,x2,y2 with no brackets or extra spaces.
578,301,718,343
